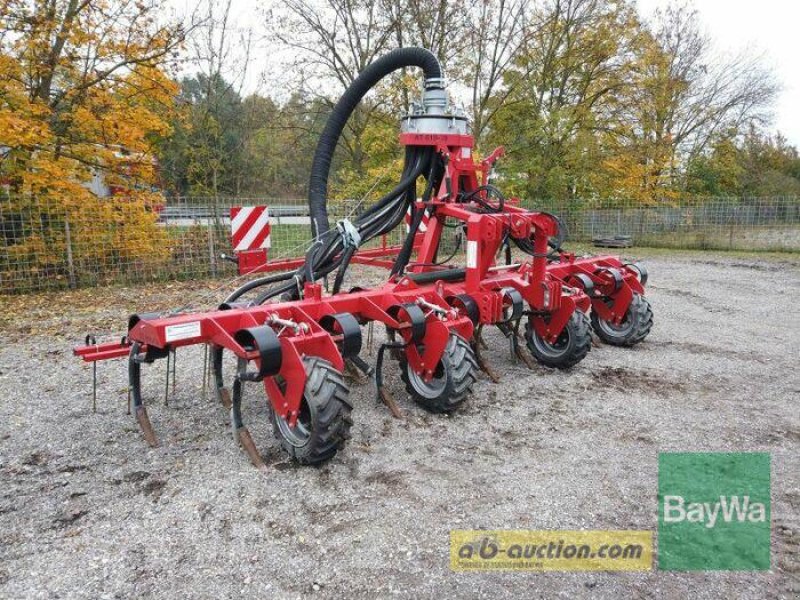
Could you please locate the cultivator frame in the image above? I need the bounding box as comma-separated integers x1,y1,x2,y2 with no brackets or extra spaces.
75,47,652,468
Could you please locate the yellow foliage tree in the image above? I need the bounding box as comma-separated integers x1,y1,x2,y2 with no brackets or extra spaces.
0,0,185,290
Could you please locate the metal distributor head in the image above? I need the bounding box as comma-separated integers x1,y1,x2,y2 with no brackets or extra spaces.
401,76,469,136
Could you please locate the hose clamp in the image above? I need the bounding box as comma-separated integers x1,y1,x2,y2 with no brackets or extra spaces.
337,218,361,249
424,77,446,90
293,273,303,298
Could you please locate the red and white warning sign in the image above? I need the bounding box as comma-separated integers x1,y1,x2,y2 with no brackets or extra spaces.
405,206,430,233
230,206,271,252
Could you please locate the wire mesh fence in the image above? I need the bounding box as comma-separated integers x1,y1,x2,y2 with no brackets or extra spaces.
1,194,797,293
525,196,800,252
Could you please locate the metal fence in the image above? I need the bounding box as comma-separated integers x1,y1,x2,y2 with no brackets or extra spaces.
528,196,800,253
1,195,797,293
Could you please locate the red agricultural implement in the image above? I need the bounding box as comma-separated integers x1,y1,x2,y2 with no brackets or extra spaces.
74,48,652,468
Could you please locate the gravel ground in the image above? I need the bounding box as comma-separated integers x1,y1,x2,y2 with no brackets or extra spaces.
0,250,798,599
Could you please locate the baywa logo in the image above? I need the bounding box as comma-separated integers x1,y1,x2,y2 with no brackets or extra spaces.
658,452,771,571
663,494,767,528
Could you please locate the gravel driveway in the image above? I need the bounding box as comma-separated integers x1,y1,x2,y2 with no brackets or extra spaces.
0,251,798,598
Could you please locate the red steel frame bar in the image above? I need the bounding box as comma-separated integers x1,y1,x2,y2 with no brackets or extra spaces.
74,130,647,429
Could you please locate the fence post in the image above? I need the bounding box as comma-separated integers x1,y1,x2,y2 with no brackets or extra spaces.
207,217,217,278
64,217,77,289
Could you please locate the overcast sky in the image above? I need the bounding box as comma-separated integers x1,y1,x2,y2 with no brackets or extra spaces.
172,0,800,147
637,0,800,146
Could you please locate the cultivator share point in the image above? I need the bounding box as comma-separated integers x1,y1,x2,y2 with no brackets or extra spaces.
74,48,652,468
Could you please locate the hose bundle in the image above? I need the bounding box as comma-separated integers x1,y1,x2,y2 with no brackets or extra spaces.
225,47,444,305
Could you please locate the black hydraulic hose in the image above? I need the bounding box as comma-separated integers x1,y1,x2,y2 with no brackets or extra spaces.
306,147,431,289
510,235,549,258
407,268,466,284
224,271,295,303
331,245,356,294
253,280,297,305
370,194,414,238
541,211,568,250
302,237,326,284
308,47,442,238
509,210,567,258
411,230,462,268
390,180,419,276
356,148,419,221
357,153,429,236
463,184,505,212
224,50,441,306
313,148,427,273
391,156,440,276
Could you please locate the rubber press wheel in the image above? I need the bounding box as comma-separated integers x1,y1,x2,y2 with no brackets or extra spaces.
269,356,353,465
399,334,477,413
591,293,653,347
525,310,591,369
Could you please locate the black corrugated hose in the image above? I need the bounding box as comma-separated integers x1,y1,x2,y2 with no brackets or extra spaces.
308,47,442,239
226,47,443,304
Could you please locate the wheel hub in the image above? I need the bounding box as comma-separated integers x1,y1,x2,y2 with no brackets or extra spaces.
276,399,312,448
597,302,636,337
406,362,447,399
531,327,570,358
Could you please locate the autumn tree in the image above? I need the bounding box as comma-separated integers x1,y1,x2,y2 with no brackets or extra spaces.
607,2,777,200
685,133,744,196
268,0,399,181
738,128,800,197
181,0,254,197
687,125,800,197
0,0,188,286
489,0,642,202
164,73,248,196
236,92,329,198
458,0,534,144
486,0,778,203
0,0,186,194
155,0,786,208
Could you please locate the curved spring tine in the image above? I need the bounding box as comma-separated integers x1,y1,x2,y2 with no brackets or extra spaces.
231,358,268,472
210,345,232,409
512,319,536,370
476,324,489,350
374,342,404,419
471,338,500,383
129,343,159,448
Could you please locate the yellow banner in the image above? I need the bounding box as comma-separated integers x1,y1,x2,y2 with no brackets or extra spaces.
450,530,653,571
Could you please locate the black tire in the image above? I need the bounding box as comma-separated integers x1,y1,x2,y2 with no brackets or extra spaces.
525,310,591,369
399,334,477,413
590,293,653,347
269,356,352,465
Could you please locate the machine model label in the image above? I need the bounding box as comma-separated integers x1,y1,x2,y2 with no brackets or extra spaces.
466,240,478,268
165,321,202,342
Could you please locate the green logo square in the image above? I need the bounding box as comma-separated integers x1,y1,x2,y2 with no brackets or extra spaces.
658,452,770,571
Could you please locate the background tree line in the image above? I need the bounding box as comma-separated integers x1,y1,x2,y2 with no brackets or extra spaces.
1,0,798,207
158,0,799,204
1,0,797,290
